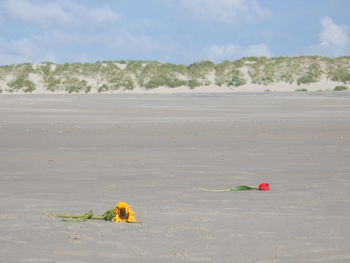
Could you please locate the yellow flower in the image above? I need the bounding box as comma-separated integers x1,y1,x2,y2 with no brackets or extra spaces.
114,201,136,223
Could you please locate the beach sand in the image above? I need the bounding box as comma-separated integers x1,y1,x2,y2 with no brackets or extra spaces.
1,92,350,262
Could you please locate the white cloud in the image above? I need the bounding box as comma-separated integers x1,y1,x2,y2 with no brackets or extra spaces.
178,0,269,23
4,0,69,24
2,0,119,25
202,43,271,62
311,17,350,57
108,33,166,53
0,38,57,65
0,29,169,65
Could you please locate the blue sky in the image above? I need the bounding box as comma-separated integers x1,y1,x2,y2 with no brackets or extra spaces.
0,0,349,65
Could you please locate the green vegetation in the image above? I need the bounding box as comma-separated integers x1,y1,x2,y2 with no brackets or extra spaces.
8,75,36,93
0,56,350,93
297,63,322,85
331,69,350,83
64,79,92,93
188,61,214,79
334,85,348,91
215,60,246,86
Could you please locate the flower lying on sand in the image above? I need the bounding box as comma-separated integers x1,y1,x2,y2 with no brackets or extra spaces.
114,201,137,223
54,201,137,223
201,183,270,192
258,183,270,191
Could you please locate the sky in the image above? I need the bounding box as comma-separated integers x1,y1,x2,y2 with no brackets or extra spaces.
0,0,349,65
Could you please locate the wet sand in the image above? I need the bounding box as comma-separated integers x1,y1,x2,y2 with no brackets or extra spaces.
1,92,350,262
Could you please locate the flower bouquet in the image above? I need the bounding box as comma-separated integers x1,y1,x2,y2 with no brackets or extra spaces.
54,201,137,223
201,183,270,192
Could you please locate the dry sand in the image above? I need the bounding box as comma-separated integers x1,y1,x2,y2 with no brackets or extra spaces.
1,92,350,262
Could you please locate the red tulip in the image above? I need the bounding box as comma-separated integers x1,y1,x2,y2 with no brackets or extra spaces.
259,183,270,191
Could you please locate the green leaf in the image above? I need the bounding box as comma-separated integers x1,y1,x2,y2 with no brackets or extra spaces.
83,210,94,219
229,186,255,191
102,207,115,221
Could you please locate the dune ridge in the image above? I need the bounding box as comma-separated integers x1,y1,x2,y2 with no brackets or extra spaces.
0,56,349,94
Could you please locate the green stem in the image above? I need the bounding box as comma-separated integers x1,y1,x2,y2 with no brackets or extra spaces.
54,214,83,219
54,213,105,221
201,185,260,192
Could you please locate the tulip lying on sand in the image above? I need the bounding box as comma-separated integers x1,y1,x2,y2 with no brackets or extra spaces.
201,183,270,192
